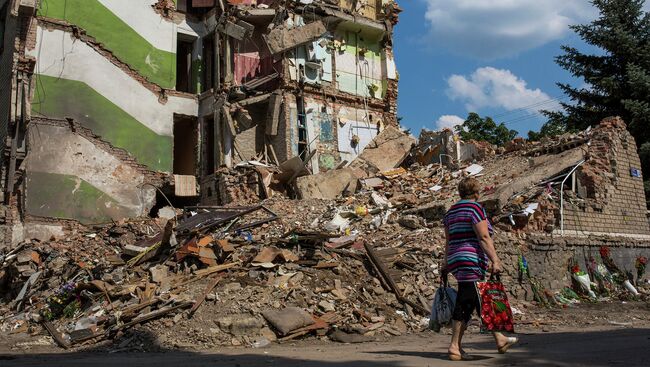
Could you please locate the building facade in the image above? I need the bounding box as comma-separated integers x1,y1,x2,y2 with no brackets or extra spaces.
0,0,401,244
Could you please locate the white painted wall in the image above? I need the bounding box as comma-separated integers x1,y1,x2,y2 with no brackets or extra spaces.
29,27,198,136
97,0,176,52
337,106,380,162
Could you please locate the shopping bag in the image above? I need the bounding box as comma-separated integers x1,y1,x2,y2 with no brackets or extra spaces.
476,274,515,333
428,273,457,332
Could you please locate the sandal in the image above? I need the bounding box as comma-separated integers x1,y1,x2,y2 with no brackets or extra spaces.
449,353,463,361
498,337,519,354
449,351,475,361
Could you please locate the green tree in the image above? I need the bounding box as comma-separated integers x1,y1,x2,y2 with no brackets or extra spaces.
548,0,650,205
548,0,650,143
527,117,570,141
454,112,518,147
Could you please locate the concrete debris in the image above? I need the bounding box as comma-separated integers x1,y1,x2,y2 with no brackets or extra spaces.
349,126,416,175
296,167,359,199
264,21,328,55
2,0,650,349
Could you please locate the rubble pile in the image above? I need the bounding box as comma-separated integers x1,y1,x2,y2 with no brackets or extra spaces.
2,118,650,351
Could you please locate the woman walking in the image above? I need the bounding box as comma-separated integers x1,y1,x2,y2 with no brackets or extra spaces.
442,177,518,361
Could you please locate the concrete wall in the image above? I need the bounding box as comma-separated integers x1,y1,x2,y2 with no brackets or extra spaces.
494,233,650,300
25,122,156,224
295,95,385,173
29,26,197,171
38,0,177,88
334,28,385,99
18,0,200,225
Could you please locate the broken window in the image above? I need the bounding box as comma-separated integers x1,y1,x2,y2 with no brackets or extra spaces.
202,35,215,93
176,36,195,93
173,115,199,176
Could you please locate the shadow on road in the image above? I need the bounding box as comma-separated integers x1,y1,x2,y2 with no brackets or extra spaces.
0,327,648,366
0,328,401,367
371,327,650,366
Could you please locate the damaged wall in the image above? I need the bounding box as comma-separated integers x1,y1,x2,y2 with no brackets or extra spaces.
0,0,203,228
562,118,650,236
25,121,157,224
29,26,197,172
38,0,177,88
0,0,17,160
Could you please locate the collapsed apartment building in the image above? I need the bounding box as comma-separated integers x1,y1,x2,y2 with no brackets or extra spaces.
0,0,401,246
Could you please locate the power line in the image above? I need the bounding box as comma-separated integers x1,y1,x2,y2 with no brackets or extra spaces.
490,96,568,120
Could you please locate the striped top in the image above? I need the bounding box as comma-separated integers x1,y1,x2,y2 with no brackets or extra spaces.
443,200,493,282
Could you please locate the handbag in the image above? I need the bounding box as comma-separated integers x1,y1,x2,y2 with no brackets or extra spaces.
428,272,457,332
476,274,515,333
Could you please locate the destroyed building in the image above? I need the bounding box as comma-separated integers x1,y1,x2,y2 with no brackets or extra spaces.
0,0,402,246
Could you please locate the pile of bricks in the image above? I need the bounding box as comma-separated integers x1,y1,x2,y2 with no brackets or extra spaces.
201,166,264,206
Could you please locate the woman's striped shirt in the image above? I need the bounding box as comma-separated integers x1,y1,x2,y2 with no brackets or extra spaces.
443,200,492,282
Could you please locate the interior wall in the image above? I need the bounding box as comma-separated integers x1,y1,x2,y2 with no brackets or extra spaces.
173,116,198,175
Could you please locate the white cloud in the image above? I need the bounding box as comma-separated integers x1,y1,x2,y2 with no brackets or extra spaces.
423,0,596,59
446,67,561,115
435,115,464,130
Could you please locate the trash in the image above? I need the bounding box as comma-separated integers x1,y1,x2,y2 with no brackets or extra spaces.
251,247,299,268
623,280,640,296
464,163,484,176
324,212,351,232
523,202,539,216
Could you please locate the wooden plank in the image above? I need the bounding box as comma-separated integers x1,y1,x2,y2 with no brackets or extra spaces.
188,274,223,317
117,302,192,330
42,321,71,349
364,242,429,315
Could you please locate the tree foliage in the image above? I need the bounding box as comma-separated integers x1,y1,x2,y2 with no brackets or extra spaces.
455,113,518,147
546,0,650,204
527,117,570,141
547,0,650,142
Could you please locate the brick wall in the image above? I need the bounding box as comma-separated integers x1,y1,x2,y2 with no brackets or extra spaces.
562,117,650,235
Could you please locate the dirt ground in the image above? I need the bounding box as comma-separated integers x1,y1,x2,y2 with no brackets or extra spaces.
1,302,649,367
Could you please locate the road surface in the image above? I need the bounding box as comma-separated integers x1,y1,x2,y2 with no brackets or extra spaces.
1,325,649,366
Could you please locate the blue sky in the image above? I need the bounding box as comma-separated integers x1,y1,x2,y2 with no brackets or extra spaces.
392,0,649,136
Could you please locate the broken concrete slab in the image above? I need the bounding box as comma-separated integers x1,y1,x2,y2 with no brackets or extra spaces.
264,21,327,55
148,265,169,284
482,147,585,211
215,314,265,336
296,167,359,200
349,126,415,176
265,91,283,136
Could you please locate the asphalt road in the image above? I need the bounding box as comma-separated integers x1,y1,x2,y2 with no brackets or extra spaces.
1,326,649,367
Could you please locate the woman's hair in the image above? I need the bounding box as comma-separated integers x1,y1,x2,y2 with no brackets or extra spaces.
458,177,481,199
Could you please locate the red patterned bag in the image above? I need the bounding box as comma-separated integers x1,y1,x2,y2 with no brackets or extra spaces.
476,275,515,333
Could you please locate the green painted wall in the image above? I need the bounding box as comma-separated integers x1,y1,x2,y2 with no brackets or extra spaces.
33,75,173,171
335,30,385,98
39,0,176,88
26,171,132,224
